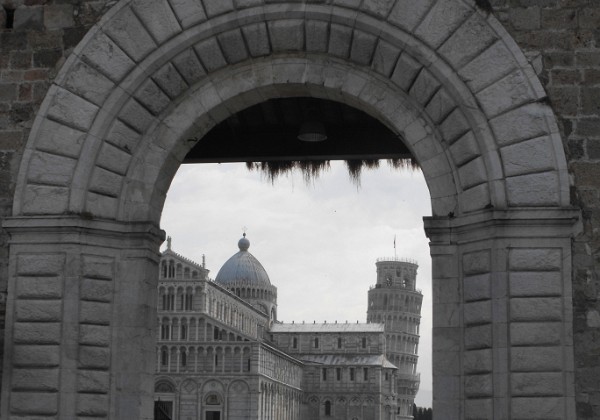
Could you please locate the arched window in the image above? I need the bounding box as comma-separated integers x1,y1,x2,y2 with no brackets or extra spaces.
180,324,187,340
325,401,332,416
161,349,168,366
161,324,170,340
293,337,298,349
181,350,187,367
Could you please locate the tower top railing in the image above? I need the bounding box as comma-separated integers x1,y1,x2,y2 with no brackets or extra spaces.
376,257,418,265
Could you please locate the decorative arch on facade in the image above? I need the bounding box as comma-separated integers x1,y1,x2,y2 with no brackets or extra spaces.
2,0,578,419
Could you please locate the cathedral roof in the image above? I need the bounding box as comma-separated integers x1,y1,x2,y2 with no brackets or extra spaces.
214,234,271,287
271,322,384,333
299,354,397,369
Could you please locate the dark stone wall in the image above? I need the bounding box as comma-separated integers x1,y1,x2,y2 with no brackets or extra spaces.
1,0,600,417
489,1,600,417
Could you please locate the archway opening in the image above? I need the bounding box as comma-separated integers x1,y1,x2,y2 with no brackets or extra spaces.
159,96,433,409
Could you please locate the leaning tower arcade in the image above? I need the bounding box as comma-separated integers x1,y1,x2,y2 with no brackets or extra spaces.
367,258,423,419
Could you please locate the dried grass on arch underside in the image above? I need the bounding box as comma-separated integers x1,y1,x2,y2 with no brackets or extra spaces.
245,158,419,186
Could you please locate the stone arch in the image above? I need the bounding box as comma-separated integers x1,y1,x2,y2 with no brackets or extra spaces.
2,1,578,419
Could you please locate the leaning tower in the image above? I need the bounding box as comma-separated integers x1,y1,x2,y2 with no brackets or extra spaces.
367,257,423,419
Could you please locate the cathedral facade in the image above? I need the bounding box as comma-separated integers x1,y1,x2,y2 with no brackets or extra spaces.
154,236,422,420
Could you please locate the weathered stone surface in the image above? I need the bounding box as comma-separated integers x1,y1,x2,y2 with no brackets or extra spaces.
510,272,562,297
16,254,64,276
194,38,227,73
350,30,377,66
269,20,304,53
506,172,560,206
22,185,69,214
511,397,564,420
81,278,113,303
464,274,491,302
131,0,181,44
80,301,111,325
217,32,248,67
96,142,131,176
439,13,497,69
14,322,61,344
79,324,110,346
77,393,109,416
509,248,562,271
80,31,136,83
89,167,123,197
10,391,57,414
12,368,58,391
15,300,61,322
511,347,563,372
16,277,62,299
242,23,272,57
458,157,488,190
170,0,207,28
510,322,562,346
501,136,557,176
27,151,76,186
104,7,157,63
414,0,471,49
44,4,74,31
13,345,60,367
118,98,156,134
390,52,422,91
328,23,352,58
79,345,110,369
171,48,207,85
77,369,109,393
47,87,98,132
510,297,562,322
464,349,492,374
511,372,564,396
464,300,492,325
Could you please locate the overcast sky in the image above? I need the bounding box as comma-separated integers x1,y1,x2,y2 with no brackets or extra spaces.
160,160,433,407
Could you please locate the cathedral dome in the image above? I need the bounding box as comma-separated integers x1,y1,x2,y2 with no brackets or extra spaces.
214,234,271,287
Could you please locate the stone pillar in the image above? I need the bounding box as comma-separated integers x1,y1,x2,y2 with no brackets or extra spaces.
424,209,578,420
1,216,163,420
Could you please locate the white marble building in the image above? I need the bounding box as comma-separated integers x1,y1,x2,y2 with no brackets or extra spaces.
154,235,421,420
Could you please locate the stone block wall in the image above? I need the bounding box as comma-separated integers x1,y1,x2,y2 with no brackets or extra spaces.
0,0,600,417
488,1,600,417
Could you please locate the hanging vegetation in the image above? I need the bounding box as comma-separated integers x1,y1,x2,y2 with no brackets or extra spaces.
246,158,419,186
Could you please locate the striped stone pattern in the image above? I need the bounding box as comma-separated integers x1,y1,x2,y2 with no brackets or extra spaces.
462,249,494,419
10,253,65,416
508,248,569,420
77,255,115,419
16,0,568,223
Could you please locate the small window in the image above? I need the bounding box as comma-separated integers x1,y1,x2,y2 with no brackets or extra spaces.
161,349,168,366
180,325,187,340
293,337,298,349
215,355,219,367
350,368,355,381
314,337,319,348
336,368,341,381
337,337,342,348
385,372,389,381
322,368,327,381
181,350,187,367
325,400,332,416
363,368,368,381
362,337,367,348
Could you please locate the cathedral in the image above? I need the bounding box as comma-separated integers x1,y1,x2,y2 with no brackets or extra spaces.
154,235,422,420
